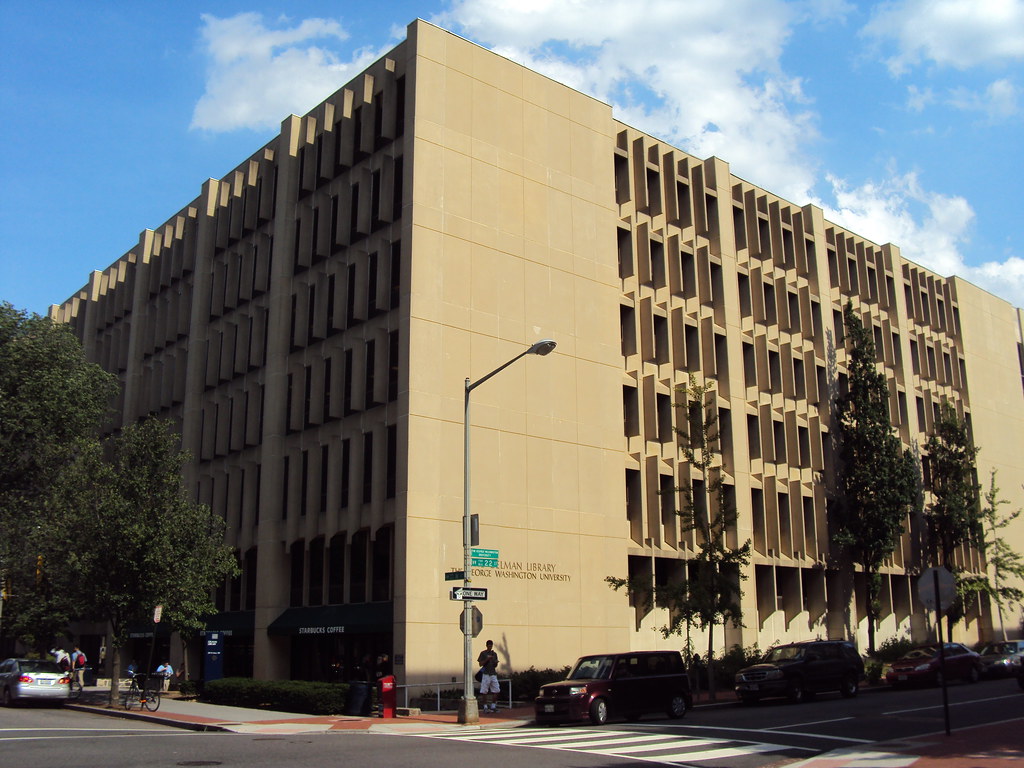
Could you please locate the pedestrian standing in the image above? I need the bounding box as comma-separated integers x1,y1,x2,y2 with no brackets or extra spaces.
476,639,500,713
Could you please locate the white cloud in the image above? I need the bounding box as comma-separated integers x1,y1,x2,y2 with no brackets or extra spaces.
825,171,1024,307
863,0,1024,75
905,84,935,112
438,0,820,202
947,78,1020,119
191,13,387,132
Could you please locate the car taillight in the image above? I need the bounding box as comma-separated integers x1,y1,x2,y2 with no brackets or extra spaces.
18,675,33,683
60,676,71,684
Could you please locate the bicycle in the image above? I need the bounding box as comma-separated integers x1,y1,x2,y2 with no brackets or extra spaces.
123,673,160,712
68,668,83,700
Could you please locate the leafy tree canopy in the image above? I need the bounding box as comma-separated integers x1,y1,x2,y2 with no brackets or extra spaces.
833,301,920,653
0,302,118,650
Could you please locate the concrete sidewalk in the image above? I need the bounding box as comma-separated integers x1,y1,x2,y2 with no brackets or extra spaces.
65,686,1024,766
65,687,535,734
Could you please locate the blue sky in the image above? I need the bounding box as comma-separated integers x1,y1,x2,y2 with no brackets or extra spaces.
3,0,1023,315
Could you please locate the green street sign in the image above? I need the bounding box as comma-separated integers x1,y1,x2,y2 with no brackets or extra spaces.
471,548,498,558
471,557,498,568
444,570,465,581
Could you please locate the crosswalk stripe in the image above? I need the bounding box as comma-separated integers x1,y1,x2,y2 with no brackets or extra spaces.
412,727,816,765
586,738,719,753
640,742,793,762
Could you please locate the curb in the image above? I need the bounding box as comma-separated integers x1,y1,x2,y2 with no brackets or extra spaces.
64,702,233,732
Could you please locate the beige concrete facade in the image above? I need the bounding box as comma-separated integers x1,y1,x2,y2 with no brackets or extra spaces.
53,19,1023,685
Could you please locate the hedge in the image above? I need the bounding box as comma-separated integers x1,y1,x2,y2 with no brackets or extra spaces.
202,677,364,715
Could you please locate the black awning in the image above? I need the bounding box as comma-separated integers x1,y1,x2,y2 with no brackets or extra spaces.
201,611,255,636
267,602,393,636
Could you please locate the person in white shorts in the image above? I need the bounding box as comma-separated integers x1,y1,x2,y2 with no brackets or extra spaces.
476,639,500,713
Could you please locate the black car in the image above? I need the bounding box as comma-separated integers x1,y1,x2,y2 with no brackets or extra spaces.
535,650,692,725
735,640,864,704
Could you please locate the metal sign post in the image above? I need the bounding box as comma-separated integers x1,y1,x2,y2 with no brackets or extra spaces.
918,567,954,736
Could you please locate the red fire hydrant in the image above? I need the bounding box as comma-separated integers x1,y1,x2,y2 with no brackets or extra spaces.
379,675,396,718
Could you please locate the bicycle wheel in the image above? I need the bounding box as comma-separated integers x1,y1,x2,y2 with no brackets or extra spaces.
123,689,140,710
68,680,82,700
141,691,160,712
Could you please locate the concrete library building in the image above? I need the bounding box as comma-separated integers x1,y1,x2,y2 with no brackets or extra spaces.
52,19,1024,688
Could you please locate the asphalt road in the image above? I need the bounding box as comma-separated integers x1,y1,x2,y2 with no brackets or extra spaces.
1,675,1020,768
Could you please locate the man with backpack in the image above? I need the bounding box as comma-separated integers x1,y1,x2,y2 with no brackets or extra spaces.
70,645,87,688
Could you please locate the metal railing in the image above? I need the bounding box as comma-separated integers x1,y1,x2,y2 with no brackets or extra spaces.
396,679,513,711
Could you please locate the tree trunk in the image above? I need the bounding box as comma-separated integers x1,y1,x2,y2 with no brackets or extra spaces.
107,646,121,708
706,623,716,702
865,580,877,656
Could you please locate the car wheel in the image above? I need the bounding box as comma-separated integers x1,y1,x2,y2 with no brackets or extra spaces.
787,678,805,704
2,688,12,707
965,666,980,684
666,694,687,719
840,673,859,698
935,670,944,687
589,697,609,725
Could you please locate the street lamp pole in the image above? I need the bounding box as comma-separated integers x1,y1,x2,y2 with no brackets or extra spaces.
458,338,557,725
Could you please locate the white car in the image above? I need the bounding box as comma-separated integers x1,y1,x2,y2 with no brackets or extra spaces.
0,658,71,706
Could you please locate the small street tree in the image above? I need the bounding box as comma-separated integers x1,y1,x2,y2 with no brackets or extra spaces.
923,402,981,566
64,418,239,706
959,470,1024,641
922,402,981,640
608,376,750,700
0,302,117,652
833,302,920,655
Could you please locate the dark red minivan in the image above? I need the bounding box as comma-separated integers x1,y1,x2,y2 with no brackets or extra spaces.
534,650,692,725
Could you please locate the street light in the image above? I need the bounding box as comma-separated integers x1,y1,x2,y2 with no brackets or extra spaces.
458,338,557,724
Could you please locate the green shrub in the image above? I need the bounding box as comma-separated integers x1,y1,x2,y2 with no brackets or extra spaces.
177,679,200,698
202,677,352,715
871,636,916,664
709,644,762,687
506,666,571,701
864,659,885,684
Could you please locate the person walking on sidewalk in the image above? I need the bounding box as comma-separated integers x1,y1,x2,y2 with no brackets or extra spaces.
477,639,500,713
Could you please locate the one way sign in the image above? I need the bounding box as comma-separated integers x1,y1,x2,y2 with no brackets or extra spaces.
450,587,488,601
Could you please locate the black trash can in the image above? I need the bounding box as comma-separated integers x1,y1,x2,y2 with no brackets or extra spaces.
345,681,371,716
83,666,97,687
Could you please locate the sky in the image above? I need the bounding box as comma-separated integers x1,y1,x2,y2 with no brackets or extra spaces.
2,0,1023,316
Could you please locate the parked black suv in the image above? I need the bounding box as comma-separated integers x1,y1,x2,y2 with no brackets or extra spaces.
734,640,864,704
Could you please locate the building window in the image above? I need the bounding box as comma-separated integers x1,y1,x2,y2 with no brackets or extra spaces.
289,541,305,607
372,527,392,601
349,531,368,603
328,534,345,604
362,431,374,504
308,537,324,606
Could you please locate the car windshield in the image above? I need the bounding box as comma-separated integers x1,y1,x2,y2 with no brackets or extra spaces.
19,660,62,674
980,643,1015,656
569,655,616,680
902,646,939,660
764,646,805,663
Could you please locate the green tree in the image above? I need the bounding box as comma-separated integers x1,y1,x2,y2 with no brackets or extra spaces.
959,471,1024,641
923,402,981,566
922,402,981,640
608,377,750,701
0,302,117,651
833,302,920,655
64,418,239,705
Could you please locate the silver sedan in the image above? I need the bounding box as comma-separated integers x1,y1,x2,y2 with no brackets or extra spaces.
0,658,71,706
